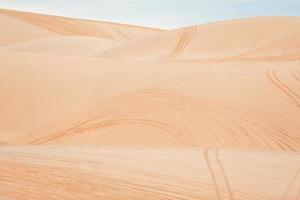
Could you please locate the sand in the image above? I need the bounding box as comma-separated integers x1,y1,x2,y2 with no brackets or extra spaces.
0,36,121,56
0,9,299,199
0,146,299,200
96,17,300,62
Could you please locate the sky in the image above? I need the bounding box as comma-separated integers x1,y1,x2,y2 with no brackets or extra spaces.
0,0,299,29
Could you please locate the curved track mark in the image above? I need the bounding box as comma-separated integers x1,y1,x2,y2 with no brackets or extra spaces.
282,169,300,200
15,88,300,150
204,148,221,200
27,119,186,145
169,26,197,62
215,149,234,200
291,70,300,83
267,69,300,109
112,25,132,41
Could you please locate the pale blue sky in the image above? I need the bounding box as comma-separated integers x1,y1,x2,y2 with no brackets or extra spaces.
0,0,299,28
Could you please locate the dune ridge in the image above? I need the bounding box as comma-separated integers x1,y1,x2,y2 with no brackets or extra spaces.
0,8,163,42
96,17,300,62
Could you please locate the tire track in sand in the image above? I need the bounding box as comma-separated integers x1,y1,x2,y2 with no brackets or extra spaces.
290,70,300,83
215,149,234,200
24,89,197,145
26,119,190,145
169,26,197,62
204,148,221,200
204,148,234,200
14,89,300,150
112,25,132,41
267,69,300,109
281,169,300,200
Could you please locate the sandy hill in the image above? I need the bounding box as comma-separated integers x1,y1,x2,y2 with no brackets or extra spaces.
1,52,299,151
0,8,163,46
0,12,56,45
96,17,300,62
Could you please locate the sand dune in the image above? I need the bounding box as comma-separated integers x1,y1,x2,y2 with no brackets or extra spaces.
11,87,300,150
96,17,300,62
0,9,299,199
0,146,299,200
0,12,57,45
1,52,299,150
0,8,163,45
0,36,121,56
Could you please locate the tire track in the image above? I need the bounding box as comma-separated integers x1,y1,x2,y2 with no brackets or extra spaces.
231,119,255,149
215,149,234,200
3,147,299,199
226,103,300,150
204,102,299,151
27,119,189,145
112,25,132,41
24,89,198,145
204,148,221,200
236,117,296,151
281,169,300,200
267,69,300,109
13,88,300,150
169,26,197,62
291,70,300,83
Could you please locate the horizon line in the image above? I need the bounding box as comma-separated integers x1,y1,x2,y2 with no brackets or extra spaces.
1,7,299,30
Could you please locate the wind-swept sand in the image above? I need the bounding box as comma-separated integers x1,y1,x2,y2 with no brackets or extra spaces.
1,54,299,150
0,9,299,199
0,36,121,56
0,8,162,45
96,17,300,62
1,146,300,200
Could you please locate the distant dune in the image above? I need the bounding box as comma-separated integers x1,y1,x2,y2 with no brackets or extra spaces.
0,9,299,200
96,17,300,62
0,36,121,56
0,8,163,45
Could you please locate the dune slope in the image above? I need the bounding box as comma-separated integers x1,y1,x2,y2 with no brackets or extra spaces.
0,146,299,200
96,17,300,62
0,36,121,56
0,8,163,45
0,52,299,150
0,13,57,45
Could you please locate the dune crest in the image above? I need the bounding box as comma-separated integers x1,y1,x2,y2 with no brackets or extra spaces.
0,8,163,43
96,17,300,62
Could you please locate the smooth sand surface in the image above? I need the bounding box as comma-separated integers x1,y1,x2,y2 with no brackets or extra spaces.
0,36,121,56
0,9,299,199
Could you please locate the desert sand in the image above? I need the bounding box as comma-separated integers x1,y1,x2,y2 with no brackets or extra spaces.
1,146,299,200
0,8,299,199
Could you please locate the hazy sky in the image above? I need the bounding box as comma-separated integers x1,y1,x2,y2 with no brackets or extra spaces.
0,0,299,28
